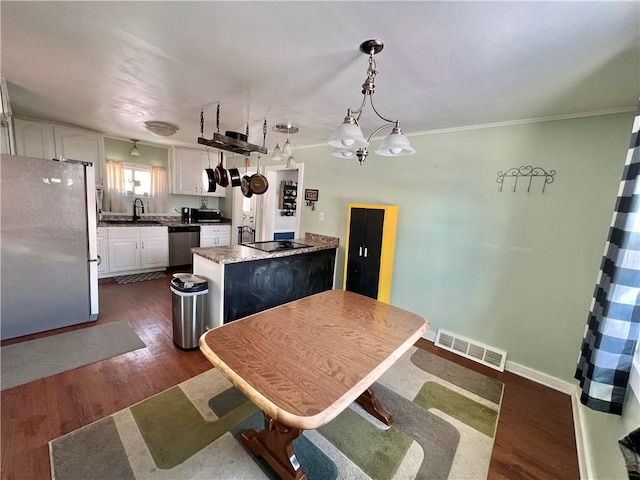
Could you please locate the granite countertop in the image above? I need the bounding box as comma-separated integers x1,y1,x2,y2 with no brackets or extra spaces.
192,233,339,265
98,216,232,227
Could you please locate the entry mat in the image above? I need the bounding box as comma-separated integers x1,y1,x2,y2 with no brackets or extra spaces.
114,272,166,284
50,346,504,480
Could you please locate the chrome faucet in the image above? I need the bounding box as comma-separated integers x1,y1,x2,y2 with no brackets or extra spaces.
132,198,145,221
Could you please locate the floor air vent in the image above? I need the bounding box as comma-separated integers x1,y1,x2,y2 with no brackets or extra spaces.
434,329,507,371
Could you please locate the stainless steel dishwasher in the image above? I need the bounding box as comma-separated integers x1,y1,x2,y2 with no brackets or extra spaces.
168,225,201,267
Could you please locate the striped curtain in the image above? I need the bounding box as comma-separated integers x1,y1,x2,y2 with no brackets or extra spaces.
575,100,640,415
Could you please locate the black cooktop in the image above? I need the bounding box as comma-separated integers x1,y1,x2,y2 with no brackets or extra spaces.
241,240,311,252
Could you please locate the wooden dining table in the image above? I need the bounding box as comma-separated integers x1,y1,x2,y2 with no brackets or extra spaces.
199,289,429,480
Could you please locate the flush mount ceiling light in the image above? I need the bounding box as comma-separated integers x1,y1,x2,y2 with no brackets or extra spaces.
130,139,141,156
144,120,179,137
328,39,415,165
271,124,299,162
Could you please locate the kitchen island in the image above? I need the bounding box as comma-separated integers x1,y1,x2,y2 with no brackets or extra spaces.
192,233,339,328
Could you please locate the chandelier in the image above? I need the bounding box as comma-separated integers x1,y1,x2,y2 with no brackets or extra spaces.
271,123,299,162
328,39,415,165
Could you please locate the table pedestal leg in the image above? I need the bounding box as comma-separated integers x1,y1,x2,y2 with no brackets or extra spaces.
356,387,394,426
240,412,307,480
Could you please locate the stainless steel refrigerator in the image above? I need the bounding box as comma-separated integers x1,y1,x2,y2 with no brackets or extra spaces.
1,154,99,340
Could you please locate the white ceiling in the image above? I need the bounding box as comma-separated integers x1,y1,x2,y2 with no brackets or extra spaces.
1,1,638,152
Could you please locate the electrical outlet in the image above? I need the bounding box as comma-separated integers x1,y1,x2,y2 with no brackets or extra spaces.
319,212,325,221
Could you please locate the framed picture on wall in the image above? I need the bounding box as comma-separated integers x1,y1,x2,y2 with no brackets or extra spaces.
304,189,319,202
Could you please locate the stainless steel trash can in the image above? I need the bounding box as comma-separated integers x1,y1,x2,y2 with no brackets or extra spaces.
170,274,208,349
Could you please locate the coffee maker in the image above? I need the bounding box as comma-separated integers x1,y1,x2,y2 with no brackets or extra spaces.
181,207,191,223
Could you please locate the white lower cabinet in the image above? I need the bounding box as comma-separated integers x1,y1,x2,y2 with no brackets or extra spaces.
200,225,231,247
107,228,139,273
97,227,109,275
140,228,169,268
105,226,168,275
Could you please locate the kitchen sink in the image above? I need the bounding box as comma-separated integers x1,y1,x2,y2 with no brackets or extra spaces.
103,220,162,225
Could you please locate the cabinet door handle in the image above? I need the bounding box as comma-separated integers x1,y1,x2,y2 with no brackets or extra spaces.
364,247,368,257
358,246,362,256
142,242,145,249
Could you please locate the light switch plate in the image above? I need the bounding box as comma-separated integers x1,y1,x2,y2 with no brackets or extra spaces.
319,212,325,221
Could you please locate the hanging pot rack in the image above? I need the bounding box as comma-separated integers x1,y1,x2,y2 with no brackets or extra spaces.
198,103,268,155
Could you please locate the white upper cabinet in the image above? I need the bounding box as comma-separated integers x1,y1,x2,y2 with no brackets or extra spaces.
53,125,105,185
13,118,105,188
170,147,226,197
13,118,56,160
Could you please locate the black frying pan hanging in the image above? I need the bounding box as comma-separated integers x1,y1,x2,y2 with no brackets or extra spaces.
203,148,216,192
228,155,242,187
228,168,241,187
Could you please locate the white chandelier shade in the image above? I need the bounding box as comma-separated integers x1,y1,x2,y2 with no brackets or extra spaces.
327,117,368,150
374,129,415,156
282,138,293,157
271,143,282,161
331,149,356,158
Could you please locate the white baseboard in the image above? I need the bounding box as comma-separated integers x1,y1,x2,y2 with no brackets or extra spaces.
571,387,594,480
505,360,575,394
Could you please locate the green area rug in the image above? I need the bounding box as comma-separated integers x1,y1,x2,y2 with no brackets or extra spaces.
49,347,504,480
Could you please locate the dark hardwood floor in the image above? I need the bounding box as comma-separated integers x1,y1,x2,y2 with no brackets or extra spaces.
1,272,579,480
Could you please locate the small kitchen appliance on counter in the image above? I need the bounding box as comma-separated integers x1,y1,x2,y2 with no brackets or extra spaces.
181,207,193,224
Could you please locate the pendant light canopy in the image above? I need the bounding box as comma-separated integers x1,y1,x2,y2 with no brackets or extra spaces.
328,39,415,165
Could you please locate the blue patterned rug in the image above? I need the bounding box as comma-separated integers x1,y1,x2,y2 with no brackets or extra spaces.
114,272,166,285
49,347,504,480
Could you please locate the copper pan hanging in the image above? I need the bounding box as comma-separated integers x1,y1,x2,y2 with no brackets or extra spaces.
241,156,253,198
247,119,269,195
214,150,229,187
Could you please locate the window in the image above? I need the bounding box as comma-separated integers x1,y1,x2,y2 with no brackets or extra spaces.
123,163,151,197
